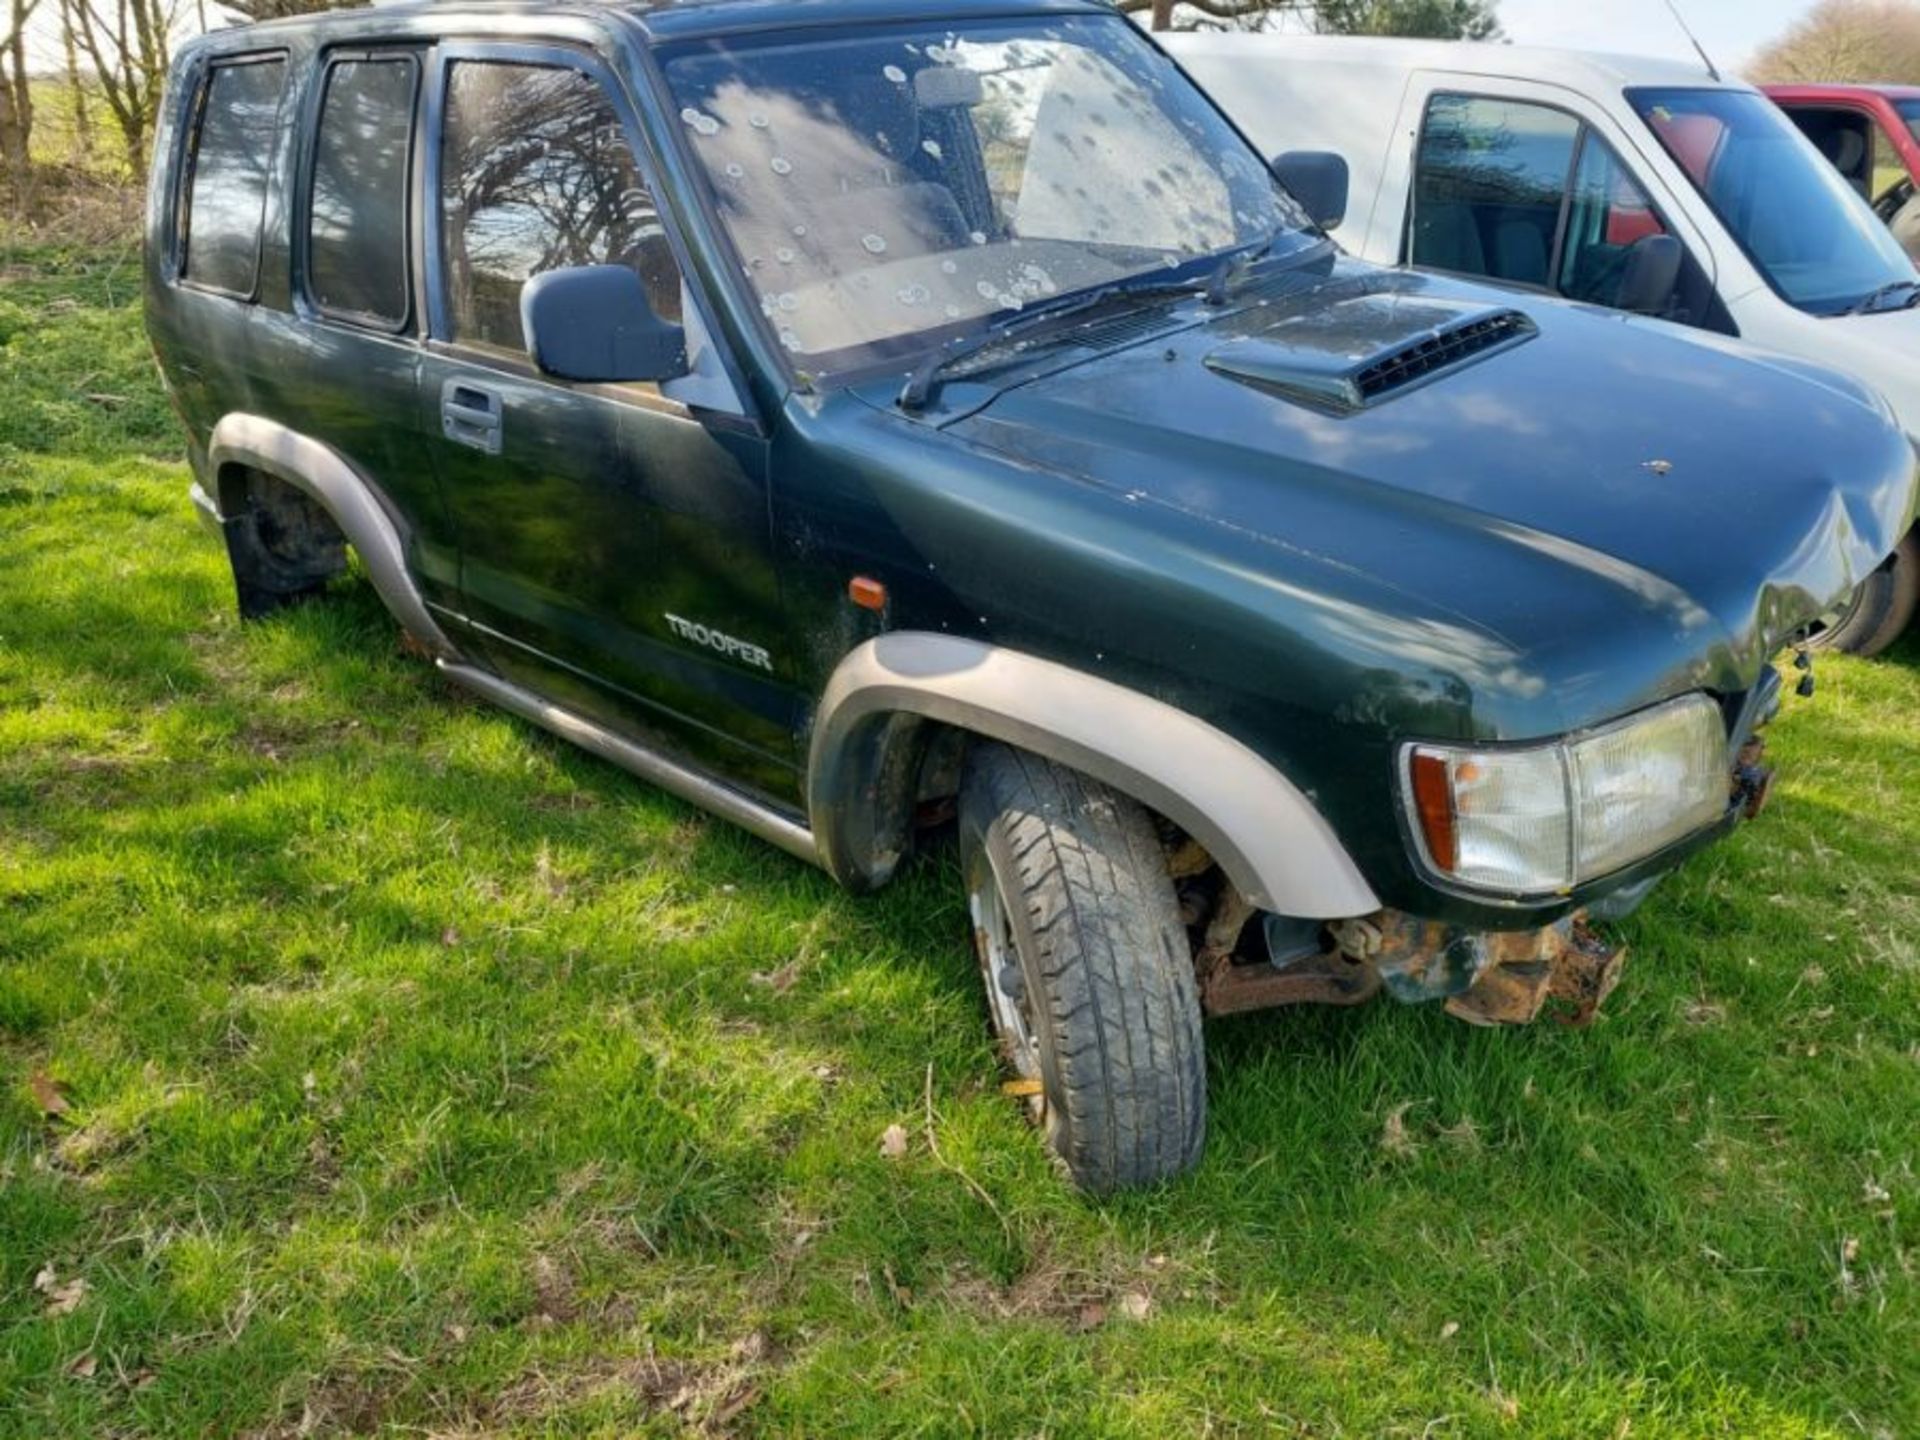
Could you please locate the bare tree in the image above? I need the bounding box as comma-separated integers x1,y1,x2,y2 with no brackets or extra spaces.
1116,0,1498,36
1750,0,1920,84
221,0,362,18
0,0,42,182
67,0,179,174
59,0,94,162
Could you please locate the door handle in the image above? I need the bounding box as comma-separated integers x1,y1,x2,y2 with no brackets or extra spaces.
441,379,503,455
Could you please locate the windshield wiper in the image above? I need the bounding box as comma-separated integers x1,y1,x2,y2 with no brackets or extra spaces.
1845,279,1920,315
897,273,1204,411
1204,228,1331,306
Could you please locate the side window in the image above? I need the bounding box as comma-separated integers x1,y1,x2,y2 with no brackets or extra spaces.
1411,95,1578,288
182,57,287,296
309,56,418,327
439,61,681,355
1412,94,1673,312
1558,132,1670,306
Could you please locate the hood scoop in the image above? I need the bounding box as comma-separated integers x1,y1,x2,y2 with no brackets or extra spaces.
1204,295,1537,414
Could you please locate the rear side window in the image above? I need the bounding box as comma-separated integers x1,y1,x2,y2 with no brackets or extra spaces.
438,61,681,354
182,57,287,295
309,56,418,327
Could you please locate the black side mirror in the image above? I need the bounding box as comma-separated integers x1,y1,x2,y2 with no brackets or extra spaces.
521,264,688,384
1271,150,1349,231
1616,234,1683,316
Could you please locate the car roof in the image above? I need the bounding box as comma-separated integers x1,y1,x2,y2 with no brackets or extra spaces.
1162,31,1741,94
189,0,1111,48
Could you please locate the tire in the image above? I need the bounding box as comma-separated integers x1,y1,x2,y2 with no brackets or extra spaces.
1807,533,1920,658
958,743,1206,1193
226,471,348,620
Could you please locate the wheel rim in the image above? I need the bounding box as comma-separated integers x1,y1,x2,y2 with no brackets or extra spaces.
1805,585,1868,646
967,854,1044,1093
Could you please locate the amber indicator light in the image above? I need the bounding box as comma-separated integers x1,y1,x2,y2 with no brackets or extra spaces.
1409,750,1458,873
849,575,888,612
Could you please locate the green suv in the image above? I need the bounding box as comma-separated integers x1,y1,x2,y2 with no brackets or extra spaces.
146,0,1919,1191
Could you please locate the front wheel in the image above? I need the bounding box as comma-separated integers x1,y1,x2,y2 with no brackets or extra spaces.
959,743,1206,1193
1807,534,1919,658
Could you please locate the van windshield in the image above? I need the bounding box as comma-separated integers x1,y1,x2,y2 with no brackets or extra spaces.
1629,87,1916,315
660,16,1313,380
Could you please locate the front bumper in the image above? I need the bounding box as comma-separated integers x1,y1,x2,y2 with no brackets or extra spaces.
1236,666,1788,1027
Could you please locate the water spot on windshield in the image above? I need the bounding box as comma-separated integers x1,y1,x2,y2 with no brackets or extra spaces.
896,284,930,306
775,292,799,312
968,231,987,246
882,64,907,83
975,280,999,299
679,107,720,136
940,258,958,275
776,247,796,264
724,162,744,179
944,305,961,319
748,111,770,129
778,329,802,351
921,139,943,161
769,156,793,176
861,233,888,255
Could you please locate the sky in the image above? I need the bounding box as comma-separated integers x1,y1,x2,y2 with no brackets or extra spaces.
1495,0,1814,73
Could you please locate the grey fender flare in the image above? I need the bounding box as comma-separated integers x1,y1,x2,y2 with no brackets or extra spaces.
206,413,458,659
807,633,1381,919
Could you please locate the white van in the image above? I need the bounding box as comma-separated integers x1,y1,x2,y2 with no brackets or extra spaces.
1166,33,1920,654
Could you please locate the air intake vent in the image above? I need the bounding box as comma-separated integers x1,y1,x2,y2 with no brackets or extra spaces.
1204,296,1538,414
1353,310,1535,402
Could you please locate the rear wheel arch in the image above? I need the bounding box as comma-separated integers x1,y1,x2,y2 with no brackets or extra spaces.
806,633,1381,918
205,413,457,657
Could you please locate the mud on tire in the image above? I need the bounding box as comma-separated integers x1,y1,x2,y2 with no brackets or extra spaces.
959,742,1206,1193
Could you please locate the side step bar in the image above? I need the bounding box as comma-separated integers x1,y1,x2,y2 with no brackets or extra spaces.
435,660,822,870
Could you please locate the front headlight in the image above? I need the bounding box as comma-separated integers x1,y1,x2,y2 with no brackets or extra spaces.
1401,694,1728,897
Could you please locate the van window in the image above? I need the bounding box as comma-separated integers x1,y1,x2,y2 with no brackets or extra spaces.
309,56,418,327
438,62,681,355
182,57,287,295
1411,94,1675,311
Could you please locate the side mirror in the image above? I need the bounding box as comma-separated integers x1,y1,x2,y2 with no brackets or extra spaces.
521,264,687,384
1271,150,1349,232
1616,234,1683,316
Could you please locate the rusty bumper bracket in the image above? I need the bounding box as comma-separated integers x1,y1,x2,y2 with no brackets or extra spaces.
1442,918,1627,1028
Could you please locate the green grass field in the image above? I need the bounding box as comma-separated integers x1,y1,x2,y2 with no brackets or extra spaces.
3,242,1918,1438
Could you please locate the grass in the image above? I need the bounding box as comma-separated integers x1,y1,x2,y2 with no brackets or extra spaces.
2,240,1918,1438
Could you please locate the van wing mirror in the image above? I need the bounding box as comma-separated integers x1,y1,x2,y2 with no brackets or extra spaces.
1616,234,1683,316
521,265,688,384
1271,150,1349,231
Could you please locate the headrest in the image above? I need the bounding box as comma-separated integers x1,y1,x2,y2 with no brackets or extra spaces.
914,65,984,110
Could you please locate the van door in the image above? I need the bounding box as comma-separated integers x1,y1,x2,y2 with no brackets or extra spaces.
414,43,799,804
1376,75,1730,332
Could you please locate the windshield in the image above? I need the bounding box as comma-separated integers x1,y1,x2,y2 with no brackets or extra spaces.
1630,87,1916,314
1899,99,1920,147
660,16,1313,380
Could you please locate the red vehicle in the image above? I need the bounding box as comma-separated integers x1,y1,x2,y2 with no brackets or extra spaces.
1765,83,1920,260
